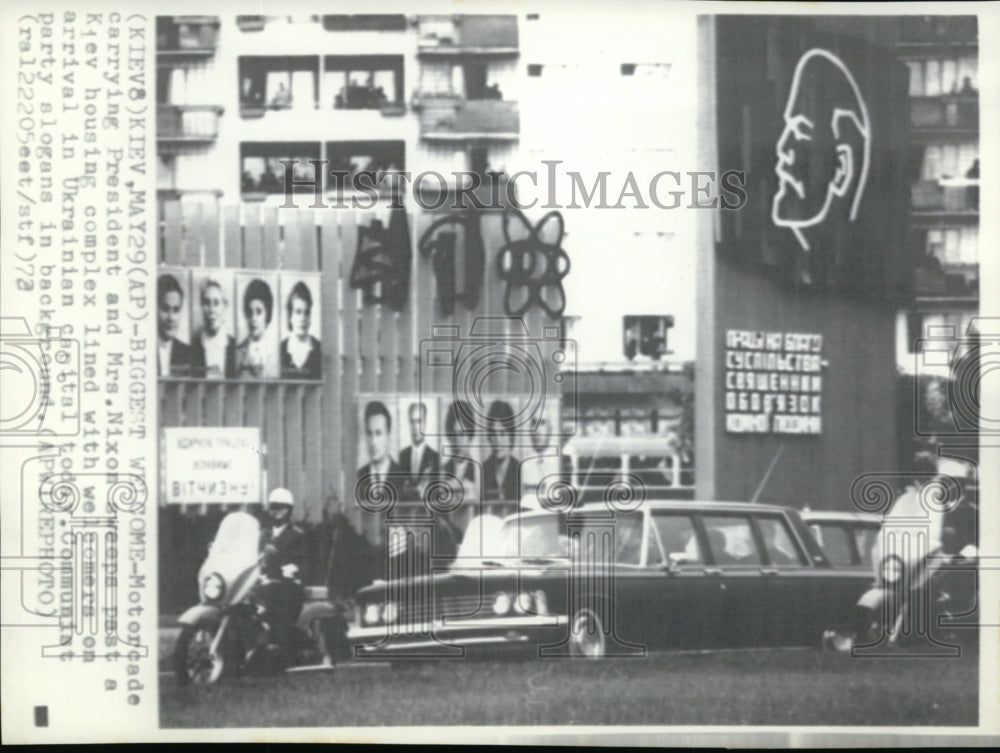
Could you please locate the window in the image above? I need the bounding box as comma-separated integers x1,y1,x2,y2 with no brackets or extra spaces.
322,15,407,32
325,55,404,109
240,142,321,195
326,140,405,194
500,514,567,558
612,513,644,566
809,524,853,567
239,56,319,111
854,526,879,568
652,514,702,565
756,515,807,566
702,515,761,566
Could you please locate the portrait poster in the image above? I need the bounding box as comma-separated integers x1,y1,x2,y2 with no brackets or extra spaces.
189,269,237,380
234,271,281,379
278,271,322,380
156,267,193,378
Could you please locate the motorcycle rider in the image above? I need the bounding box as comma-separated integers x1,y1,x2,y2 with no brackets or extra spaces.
256,487,306,651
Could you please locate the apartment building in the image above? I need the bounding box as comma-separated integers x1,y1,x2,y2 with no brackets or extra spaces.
156,11,698,444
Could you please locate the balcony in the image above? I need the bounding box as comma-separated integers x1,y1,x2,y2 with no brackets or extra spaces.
911,93,978,130
156,16,219,61
415,98,518,141
417,15,518,57
157,105,224,146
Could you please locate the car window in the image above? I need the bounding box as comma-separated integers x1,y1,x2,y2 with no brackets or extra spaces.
757,515,807,566
652,513,703,565
613,513,644,565
853,526,879,568
646,520,665,566
499,514,568,558
809,523,853,566
702,515,762,565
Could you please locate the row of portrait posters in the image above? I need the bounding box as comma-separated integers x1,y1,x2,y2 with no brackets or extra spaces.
356,395,563,506
157,268,322,380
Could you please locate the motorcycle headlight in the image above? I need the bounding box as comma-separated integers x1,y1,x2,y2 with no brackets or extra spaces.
493,592,512,616
363,603,381,625
881,555,903,584
514,591,533,614
383,601,398,623
203,572,225,603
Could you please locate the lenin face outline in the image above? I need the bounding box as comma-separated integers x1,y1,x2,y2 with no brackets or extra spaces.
771,48,870,253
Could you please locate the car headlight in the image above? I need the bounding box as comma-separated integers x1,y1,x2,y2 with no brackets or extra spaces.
492,592,512,615
383,601,398,623
514,591,533,614
881,555,903,584
534,590,549,615
202,572,225,603
363,603,381,625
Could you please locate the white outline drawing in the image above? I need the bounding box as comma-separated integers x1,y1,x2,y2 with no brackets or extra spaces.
772,48,871,253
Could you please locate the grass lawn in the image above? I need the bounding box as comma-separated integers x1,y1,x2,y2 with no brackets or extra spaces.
161,646,978,727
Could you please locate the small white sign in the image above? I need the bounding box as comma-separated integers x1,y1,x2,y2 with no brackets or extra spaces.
163,427,263,504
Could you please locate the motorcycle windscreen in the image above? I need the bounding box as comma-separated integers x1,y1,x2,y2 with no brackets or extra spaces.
198,511,262,604
871,488,945,574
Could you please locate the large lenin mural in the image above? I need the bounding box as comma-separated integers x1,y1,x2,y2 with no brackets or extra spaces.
696,16,912,509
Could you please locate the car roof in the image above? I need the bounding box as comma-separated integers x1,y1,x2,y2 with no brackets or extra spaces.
800,510,883,524
512,499,797,520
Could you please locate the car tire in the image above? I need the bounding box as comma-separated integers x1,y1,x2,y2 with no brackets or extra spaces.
175,620,226,686
569,607,607,658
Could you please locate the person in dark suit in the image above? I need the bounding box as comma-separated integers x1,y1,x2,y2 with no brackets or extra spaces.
483,399,519,510
399,401,440,487
280,281,322,380
191,276,236,379
256,488,306,649
157,273,194,377
356,400,402,508
442,399,477,487
323,510,377,664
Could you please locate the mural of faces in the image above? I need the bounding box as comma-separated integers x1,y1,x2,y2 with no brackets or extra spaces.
157,268,324,382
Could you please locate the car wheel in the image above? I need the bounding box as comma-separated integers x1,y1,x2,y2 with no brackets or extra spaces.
175,620,225,686
569,608,606,658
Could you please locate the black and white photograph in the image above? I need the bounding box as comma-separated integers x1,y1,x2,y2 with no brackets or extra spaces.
234,272,281,379
190,269,238,380
0,1,997,747
157,267,195,378
278,272,322,380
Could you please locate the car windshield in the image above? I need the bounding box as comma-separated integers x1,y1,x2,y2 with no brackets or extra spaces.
498,513,568,558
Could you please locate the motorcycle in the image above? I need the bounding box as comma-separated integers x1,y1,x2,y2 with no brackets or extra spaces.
174,511,339,685
853,490,978,652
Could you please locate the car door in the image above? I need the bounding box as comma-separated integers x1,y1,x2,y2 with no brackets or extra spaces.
646,511,729,649
751,512,814,647
699,512,769,647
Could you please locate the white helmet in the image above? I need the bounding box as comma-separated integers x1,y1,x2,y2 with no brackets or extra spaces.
267,487,295,509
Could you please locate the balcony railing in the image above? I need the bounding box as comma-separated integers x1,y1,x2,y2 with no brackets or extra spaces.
157,16,219,57
415,98,518,141
911,93,978,130
417,15,518,56
157,105,224,143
